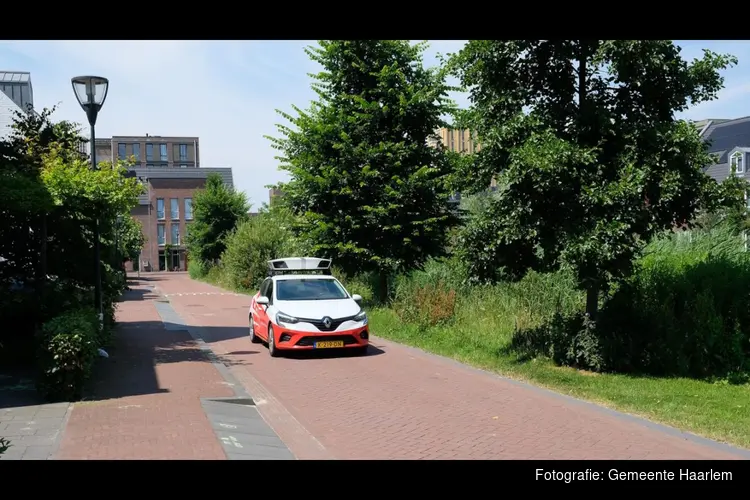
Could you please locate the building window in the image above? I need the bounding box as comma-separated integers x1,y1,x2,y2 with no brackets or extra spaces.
180,164,187,168
146,143,154,161
184,223,190,241
132,143,141,161
160,163,168,168
170,198,179,220
156,198,165,220
146,164,154,168
731,151,744,174
157,224,165,246
160,144,168,161
179,144,188,161
449,130,455,151
170,224,180,245
117,143,126,160
459,130,465,152
184,198,193,220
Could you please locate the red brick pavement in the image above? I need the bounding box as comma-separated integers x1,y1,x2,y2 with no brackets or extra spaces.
55,280,234,459
157,273,747,460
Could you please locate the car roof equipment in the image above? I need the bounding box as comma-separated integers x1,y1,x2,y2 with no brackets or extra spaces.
267,257,332,276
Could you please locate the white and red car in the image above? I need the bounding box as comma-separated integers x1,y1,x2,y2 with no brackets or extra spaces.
248,257,369,357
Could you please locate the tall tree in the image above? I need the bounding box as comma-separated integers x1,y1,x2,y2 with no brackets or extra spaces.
186,173,249,269
268,40,458,300
450,40,739,318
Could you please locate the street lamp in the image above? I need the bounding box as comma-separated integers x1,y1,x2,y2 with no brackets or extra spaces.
71,75,109,329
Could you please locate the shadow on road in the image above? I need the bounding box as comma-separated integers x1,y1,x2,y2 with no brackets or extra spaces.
119,287,160,302
83,319,262,402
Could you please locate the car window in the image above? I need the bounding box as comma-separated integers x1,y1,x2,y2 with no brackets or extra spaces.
259,279,270,298
268,281,274,304
276,279,348,301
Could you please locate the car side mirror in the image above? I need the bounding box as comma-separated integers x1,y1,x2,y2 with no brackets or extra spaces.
351,294,362,304
256,296,269,306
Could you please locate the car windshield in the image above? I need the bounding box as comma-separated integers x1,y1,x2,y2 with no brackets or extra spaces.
275,278,349,301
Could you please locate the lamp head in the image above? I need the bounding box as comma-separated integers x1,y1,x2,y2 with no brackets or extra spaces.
71,76,109,125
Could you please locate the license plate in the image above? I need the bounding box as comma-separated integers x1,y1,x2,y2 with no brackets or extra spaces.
315,340,344,349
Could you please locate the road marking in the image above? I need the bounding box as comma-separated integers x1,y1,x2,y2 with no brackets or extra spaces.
118,405,142,409
221,435,243,448
219,423,237,429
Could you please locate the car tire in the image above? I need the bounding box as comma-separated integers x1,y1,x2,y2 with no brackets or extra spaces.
268,324,280,357
249,316,261,344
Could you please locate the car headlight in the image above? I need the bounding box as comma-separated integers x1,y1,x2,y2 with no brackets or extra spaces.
354,310,367,323
276,312,298,324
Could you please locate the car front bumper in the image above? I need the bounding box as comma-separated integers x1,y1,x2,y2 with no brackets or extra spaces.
272,324,369,350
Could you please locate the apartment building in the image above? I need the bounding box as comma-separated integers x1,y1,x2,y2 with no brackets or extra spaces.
134,166,234,272
432,127,482,155
430,127,494,203
95,135,200,168
0,71,34,139
94,134,230,272
269,187,284,205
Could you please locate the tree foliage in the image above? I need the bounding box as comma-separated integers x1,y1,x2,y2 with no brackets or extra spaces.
268,40,459,298
117,216,146,262
186,173,249,268
449,40,741,316
0,106,142,366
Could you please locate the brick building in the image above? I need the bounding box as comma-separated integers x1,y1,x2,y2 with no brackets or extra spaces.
93,135,233,272
429,127,494,203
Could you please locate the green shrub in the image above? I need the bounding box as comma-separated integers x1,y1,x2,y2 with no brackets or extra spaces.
36,308,99,401
393,281,457,328
188,258,208,279
221,211,310,292
333,268,377,306
511,222,750,379
0,437,9,456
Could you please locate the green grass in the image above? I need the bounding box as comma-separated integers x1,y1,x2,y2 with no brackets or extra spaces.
369,307,750,450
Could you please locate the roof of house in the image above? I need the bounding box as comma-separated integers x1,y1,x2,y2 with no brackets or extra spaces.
0,71,31,83
700,116,750,182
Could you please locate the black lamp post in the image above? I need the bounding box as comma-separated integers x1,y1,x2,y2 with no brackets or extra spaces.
71,75,109,328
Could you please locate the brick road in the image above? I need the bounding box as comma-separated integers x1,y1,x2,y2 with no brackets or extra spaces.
55,282,234,459
155,272,749,460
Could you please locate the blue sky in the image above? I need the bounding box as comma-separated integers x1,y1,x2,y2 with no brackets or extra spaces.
1,40,750,207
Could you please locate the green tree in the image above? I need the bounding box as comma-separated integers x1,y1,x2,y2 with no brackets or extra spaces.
186,173,249,271
268,40,459,301
116,216,146,263
450,40,740,318
0,106,143,363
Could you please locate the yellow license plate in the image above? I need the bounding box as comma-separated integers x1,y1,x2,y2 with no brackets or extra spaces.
315,340,344,349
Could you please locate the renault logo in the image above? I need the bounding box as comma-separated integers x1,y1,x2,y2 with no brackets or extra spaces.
322,316,332,328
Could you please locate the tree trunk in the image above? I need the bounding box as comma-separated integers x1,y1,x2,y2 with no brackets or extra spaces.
378,271,389,305
585,283,599,319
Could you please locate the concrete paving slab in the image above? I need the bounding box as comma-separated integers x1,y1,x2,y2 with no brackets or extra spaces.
214,429,288,449
208,419,280,437
216,432,295,459
0,403,70,460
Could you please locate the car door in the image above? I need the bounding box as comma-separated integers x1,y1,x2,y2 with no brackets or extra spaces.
253,279,271,339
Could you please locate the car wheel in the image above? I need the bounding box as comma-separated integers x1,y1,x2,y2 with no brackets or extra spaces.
268,324,280,357
249,316,261,343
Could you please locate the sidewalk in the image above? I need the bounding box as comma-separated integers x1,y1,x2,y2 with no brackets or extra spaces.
37,277,291,460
